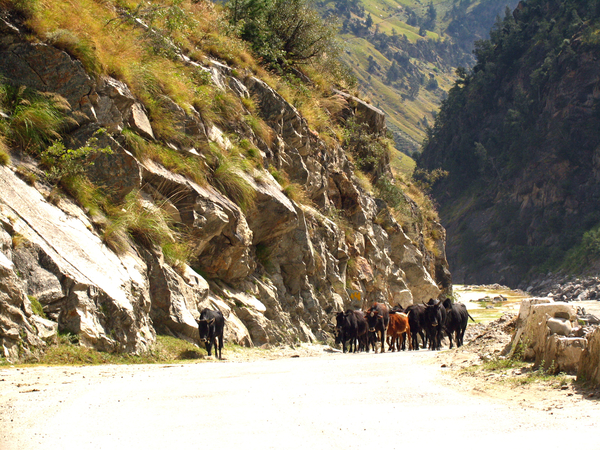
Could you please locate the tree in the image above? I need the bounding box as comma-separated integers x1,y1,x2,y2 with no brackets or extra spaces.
424,2,437,30
226,0,340,70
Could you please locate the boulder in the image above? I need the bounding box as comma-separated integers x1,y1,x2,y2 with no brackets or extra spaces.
127,102,155,140
332,89,386,135
93,76,136,132
0,250,45,361
144,249,209,341
578,327,600,386
0,165,155,353
244,172,298,245
70,124,143,201
205,296,252,347
508,299,582,372
543,335,587,374
140,159,255,281
244,76,313,155
0,42,94,113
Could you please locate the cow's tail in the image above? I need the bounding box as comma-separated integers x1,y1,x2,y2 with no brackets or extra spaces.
467,312,476,322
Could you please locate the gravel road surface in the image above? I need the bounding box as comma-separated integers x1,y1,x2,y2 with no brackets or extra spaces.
1,350,598,450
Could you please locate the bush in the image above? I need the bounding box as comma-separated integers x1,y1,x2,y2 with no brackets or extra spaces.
227,0,341,71
0,85,74,155
106,190,176,251
40,136,112,185
212,158,255,211
45,29,101,75
343,118,390,175
0,146,9,165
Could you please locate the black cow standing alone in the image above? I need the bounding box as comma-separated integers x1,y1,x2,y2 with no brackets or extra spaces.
197,308,225,359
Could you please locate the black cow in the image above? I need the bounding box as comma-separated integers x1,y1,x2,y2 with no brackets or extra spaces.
443,299,475,348
335,310,368,353
405,304,427,350
423,299,446,351
364,302,390,353
197,308,225,359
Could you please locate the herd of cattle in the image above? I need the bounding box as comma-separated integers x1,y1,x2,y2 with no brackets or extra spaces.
196,298,475,360
334,298,475,353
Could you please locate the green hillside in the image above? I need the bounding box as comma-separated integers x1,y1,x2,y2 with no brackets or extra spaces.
319,0,519,158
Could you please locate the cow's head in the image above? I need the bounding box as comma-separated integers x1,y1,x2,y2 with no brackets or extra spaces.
365,309,381,332
197,318,215,342
423,299,442,327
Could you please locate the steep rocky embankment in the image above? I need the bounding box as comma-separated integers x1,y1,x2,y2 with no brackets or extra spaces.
0,13,449,361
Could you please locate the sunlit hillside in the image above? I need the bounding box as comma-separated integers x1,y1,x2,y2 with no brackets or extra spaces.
319,0,520,159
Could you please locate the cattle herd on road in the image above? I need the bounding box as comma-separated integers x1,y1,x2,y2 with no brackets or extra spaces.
198,298,474,359
334,299,475,353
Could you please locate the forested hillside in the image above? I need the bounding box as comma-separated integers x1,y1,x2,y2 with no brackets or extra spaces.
418,0,600,286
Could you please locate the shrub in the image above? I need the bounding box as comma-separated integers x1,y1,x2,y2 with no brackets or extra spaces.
0,146,9,165
28,296,47,319
0,0,39,18
45,29,101,75
343,118,391,175
227,0,341,71
111,190,176,249
40,136,112,184
122,129,208,185
0,85,73,154
375,176,406,209
212,158,255,211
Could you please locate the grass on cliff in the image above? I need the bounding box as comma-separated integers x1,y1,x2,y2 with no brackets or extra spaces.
0,336,279,367
8,335,209,366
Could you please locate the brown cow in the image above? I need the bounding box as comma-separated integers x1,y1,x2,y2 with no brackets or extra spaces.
386,311,411,351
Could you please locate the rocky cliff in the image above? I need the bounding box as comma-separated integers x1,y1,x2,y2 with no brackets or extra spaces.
0,9,449,361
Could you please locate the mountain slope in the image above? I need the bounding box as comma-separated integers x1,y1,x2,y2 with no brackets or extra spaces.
418,0,600,286
0,0,449,359
319,0,520,157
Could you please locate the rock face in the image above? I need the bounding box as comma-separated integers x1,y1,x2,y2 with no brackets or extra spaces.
0,20,450,360
507,298,595,374
578,327,600,386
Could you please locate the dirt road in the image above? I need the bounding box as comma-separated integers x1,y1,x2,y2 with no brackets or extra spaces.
1,349,598,450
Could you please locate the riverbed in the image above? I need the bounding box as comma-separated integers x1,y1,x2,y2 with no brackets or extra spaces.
454,284,600,324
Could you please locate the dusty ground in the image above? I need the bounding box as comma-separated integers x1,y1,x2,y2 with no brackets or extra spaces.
2,342,599,450
433,313,600,412
1,296,599,449
222,311,599,411
3,313,596,412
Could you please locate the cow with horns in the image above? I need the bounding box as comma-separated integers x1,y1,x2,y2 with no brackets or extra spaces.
423,298,446,351
197,308,225,359
334,309,368,353
364,302,390,353
442,298,475,348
